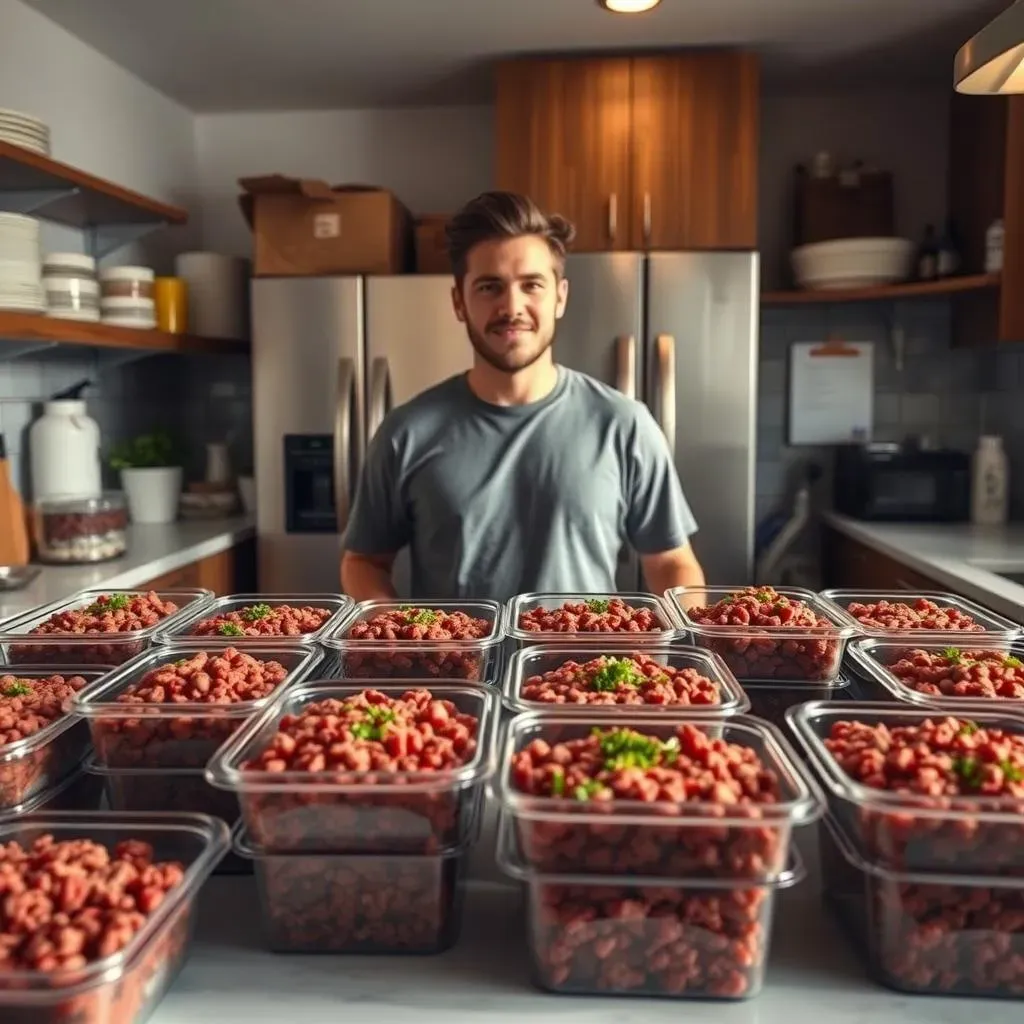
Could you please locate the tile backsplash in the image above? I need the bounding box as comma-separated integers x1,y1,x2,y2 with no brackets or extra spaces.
756,298,1024,527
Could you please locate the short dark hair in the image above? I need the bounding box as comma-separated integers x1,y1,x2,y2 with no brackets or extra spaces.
445,191,576,283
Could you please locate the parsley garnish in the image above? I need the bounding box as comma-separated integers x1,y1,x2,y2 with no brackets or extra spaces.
174,659,188,667
401,607,438,626
585,599,610,614
952,755,984,788
589,658,641,692
958,720,979,736
1005,655,1023,669
1001,760,1024,783
755,588,775,602
942,647,963,663
1,681,32,698
241,603,273,622
86,593,130,614
551,767,566,797
217,622,245,637
349,704,396,742
592,727,680,771
573,780,605,802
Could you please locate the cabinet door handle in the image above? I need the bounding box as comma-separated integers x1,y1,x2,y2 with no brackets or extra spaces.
643,192,652,243
615,335,636,400
608,193,617,242
334,357,355,532
654,333,676,458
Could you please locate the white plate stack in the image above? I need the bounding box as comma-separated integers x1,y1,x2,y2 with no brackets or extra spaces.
0,213,43,313
0,109,51,155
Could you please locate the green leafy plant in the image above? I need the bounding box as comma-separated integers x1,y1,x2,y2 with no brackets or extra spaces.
108,432,181,471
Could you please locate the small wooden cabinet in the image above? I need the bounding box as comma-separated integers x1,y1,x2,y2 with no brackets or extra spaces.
822,527,948,592
948,93,1024,342
136,539,256,596
495,52,758,252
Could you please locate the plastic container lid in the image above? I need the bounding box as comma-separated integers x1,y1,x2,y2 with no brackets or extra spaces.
43,252,96,272
99,265,155,282
35,491,125,514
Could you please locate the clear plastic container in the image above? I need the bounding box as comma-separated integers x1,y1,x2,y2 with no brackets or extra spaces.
818,588,1021,642
206,681,499,854
505,592,680,647
154,593,353,646
0,588,214,667
32,492,128,564
322,599,505,682
848,636,1024,707
666,585,856,683
0,812,228,1024
235,824,468,954
0,665,112,810
494,711,824,879
497,814,804,1000
502,644,750,717
0,764,106,818
821,813,1024,999
786,700,1024,876
71,643,320,769
742,672,855,731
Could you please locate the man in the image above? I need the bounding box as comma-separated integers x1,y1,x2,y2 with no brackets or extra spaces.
341,190,705,602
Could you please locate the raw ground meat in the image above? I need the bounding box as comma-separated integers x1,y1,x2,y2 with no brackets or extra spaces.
844,598,984,633
517,598,664,635
190,603,335,639
885,647,1024,700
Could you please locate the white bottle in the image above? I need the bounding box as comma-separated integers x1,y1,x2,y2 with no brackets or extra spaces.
971,435,1009,526
985,218,1005,273
29,400,102,502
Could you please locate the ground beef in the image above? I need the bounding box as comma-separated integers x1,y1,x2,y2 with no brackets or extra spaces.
885,647,1024,700
844,598,984,632
190,603,335,639
0,673,88,745
519,653,721,707
517,598,664,635
510,723,787,877
238,688,482,854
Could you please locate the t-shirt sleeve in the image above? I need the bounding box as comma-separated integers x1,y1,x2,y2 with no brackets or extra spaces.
624,404,698,554
342,425,412,555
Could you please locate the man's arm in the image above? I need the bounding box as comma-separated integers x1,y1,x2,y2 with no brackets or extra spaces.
340,423,411,601
640,542,705,598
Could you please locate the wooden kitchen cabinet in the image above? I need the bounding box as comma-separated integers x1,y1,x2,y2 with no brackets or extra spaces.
137,539,256,596
822,527,948,592
494,52,758,252
948,93,1024,342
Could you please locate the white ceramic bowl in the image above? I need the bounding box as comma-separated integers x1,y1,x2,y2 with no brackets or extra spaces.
791,237,914,290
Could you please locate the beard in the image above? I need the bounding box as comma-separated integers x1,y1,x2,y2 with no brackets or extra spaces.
465,315,556,373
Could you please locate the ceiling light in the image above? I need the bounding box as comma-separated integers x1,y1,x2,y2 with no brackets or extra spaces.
955,0,1024,94
597,0,662,13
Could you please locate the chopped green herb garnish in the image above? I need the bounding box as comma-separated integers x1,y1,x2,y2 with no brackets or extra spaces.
573,780,605,802
349,704,396,742
174,659,188,667
86,593,131,614
755,589,774,602
1005,655,1023,669
942,647,963,663
402,607,438,626
1,681,32,698
585,599,610,614
1000,760,1024,783
958,720,979,736
952,755,984,788
241,603,274,622
551,767,566,797
217,622,245,637
592,727,680,771
589,658,641,692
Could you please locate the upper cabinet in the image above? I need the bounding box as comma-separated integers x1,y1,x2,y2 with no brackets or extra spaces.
948,93,1024,342
495,52,759,253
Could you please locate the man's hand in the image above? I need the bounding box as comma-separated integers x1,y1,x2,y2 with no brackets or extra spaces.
640,543,706,603
340,550,398,602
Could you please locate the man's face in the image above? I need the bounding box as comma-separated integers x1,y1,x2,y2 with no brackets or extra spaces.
451,235,569,374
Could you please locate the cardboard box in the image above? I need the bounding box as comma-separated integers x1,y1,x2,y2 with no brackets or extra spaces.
415,215,452,275
238,175,413,276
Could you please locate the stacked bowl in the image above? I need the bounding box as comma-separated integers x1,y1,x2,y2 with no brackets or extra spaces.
42,252,100,321
0,212,42,313
0,108,50,154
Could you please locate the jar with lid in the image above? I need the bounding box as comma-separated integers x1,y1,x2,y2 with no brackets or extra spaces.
29,395,102,502
32,492,128,564
100,266,155,300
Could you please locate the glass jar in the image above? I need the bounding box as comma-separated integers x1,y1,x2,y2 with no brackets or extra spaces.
32,493,129,564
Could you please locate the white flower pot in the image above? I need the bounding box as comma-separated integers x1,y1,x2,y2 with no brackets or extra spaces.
120,466,182,525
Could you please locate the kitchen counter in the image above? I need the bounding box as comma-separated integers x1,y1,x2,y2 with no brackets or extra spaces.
154,866,1018,1023
823,512,1024,622
0,516,255,623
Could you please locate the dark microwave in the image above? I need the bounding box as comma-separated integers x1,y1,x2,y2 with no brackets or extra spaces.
834,444,971,522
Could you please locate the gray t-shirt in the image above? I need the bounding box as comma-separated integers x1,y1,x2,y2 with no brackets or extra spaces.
344,367,697,601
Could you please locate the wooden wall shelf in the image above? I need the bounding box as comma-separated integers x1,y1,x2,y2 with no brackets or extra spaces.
0,311,248,357
761,272,1001,306
0,142,187,228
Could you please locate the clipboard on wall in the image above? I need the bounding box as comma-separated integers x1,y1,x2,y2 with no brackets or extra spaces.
787,338,874,445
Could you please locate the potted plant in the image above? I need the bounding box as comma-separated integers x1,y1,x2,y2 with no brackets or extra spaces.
108,432,183,525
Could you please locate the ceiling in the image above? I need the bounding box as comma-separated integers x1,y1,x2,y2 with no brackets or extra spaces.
29,0,1008,112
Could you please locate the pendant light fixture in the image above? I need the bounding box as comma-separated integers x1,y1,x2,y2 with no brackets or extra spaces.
954,0,1024,94
597,0,662,13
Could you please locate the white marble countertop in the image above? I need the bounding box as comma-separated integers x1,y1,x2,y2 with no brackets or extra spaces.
0,516,255,623
823,512,1024,622
153,856,1019,1024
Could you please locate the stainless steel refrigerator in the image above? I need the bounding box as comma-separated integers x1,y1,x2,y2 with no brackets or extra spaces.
252,252,758,594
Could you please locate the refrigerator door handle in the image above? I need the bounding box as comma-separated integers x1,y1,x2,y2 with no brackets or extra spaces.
368,356,392,441
654,333,677,458
615,334,636,400
643,192,652,242
334,356,356,531
608,193,618,242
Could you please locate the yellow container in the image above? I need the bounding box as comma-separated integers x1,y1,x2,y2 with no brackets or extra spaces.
154,276,188,333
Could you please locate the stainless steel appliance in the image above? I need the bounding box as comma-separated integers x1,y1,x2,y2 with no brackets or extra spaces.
252,252,759,593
